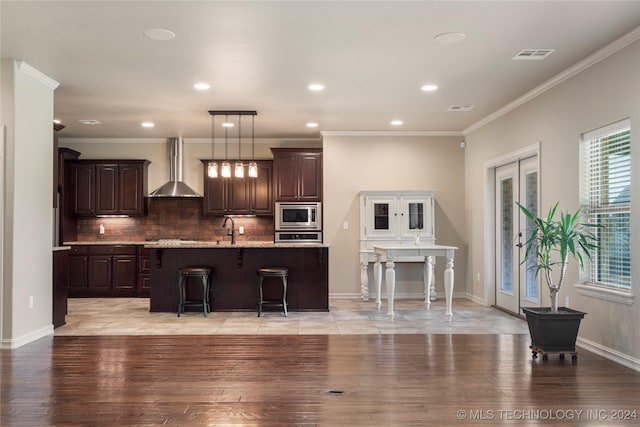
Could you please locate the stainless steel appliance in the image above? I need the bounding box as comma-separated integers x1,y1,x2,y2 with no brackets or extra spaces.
275,202,321,231
275,231,323,243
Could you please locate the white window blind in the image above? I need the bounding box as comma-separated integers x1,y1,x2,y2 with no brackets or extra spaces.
581,119,631,289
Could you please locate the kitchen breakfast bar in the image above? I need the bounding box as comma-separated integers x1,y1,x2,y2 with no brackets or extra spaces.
146,241,329,313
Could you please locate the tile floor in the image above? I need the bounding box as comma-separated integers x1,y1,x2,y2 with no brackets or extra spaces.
55,298,529,336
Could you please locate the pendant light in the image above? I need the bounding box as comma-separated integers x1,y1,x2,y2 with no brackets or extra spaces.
207,114,218,178
221,115,231,178
234,115,244,178
248,114,258,178
207,110,258,179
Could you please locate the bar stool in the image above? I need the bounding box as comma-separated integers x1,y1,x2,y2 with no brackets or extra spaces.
177,267,211,317
257,267,288,317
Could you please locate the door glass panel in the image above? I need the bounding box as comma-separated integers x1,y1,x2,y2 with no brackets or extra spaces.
500,178,513,293
524,171,539,300
373,203,389,230
408,203,424,230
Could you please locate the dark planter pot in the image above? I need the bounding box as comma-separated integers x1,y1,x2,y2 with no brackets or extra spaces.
522,307,586,362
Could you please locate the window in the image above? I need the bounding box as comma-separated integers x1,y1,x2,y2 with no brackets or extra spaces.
579,119,631,297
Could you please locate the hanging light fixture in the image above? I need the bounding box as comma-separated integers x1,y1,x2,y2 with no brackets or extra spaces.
207,110,258,179
207,114,218,178
234,115,244,178
248,114,258,178
221,115,232,178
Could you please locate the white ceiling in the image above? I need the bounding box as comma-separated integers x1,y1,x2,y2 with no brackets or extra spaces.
2,1,640,139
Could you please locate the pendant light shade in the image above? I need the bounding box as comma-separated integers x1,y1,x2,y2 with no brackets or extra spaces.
207,110,258,179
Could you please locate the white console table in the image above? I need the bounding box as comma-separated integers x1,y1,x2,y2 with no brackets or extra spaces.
373,244,457,320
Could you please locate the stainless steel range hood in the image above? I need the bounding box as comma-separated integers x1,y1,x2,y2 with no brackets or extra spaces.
149,137,201,198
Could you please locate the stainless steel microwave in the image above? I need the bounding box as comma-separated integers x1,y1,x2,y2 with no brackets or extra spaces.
275,202,321,231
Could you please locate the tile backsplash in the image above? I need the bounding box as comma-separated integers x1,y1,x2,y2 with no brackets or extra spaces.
77,198,274,242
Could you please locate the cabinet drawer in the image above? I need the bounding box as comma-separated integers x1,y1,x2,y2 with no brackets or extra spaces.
69,246,88,255
89,245,137,255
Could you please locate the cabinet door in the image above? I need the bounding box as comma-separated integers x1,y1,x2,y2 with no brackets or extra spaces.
399,195,434,239
68,255,88,295
95,164,118,215
203,174,227,215
88,256,112,291
72,163,95,215
273,153,299,201
226,176,251,214
112,255,137,292
364,196,398,238
119,164,144,215
298,153,322,201
250,161,273,215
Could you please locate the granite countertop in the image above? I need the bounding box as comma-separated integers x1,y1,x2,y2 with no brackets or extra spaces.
144,240,329,249
64,240,328,248
52,246,71,251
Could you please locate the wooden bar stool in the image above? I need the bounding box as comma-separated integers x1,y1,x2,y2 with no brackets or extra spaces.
257,267,288,317
177,267,211,317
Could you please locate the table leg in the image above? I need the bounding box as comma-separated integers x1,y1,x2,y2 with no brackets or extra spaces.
374,255,382,309
424,256,434,309
385,259,396,317
360,262,369,301
444,257,454,321
430,258,437,302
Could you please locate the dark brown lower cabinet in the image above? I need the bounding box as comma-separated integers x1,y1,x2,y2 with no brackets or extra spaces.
52,249,70,328
68,245,139,297
149,246,328,312
137,246,151,297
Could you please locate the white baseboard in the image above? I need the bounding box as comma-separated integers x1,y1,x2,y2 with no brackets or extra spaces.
577,337,640,373
0,325,53,350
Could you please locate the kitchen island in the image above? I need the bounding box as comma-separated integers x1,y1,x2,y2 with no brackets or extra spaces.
145,241,329,313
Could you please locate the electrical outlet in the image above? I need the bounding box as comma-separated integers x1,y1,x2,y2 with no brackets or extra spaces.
343,221,349,230
238,226,245,235
29,296,34,309
477,272,481,282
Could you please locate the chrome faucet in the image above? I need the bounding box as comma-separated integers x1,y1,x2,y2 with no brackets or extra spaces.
222,216,236,245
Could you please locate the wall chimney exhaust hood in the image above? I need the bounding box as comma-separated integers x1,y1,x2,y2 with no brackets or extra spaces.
149,137,201,198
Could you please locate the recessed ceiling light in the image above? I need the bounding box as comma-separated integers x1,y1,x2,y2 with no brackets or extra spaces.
306,122,319,128
222,122,234,128
78,119,102,125
421,84,438,92
143,28,176,41
390,120,403,126
434,32,466,44
53,119,61,124
308,83,325,91
194,83,211,90
141,122,155,128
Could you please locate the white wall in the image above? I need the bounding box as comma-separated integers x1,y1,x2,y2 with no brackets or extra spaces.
322,134,467,298
1,60,58,348
464,40,640,362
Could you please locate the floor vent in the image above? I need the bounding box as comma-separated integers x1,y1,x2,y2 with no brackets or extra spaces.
325,390,345,395
512,49,555,60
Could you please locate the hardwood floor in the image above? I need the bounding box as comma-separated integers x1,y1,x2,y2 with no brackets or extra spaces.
2,334,640,426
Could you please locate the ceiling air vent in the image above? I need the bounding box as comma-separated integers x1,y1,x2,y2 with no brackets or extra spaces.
448,105,474,112
512,49,555,60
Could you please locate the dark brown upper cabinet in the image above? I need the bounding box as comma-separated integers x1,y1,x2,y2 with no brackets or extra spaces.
71,160,150,216
201,159,273,216
271,148,322,202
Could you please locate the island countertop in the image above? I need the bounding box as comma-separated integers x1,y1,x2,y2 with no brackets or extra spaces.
65,240,328,248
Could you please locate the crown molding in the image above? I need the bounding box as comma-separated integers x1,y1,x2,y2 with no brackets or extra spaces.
16,61,59,90
321,130,463,137
464,25,640,136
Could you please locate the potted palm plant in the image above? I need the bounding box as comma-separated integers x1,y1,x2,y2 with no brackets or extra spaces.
517,202,599,363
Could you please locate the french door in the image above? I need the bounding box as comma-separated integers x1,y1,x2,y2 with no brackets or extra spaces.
495,156,539,314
